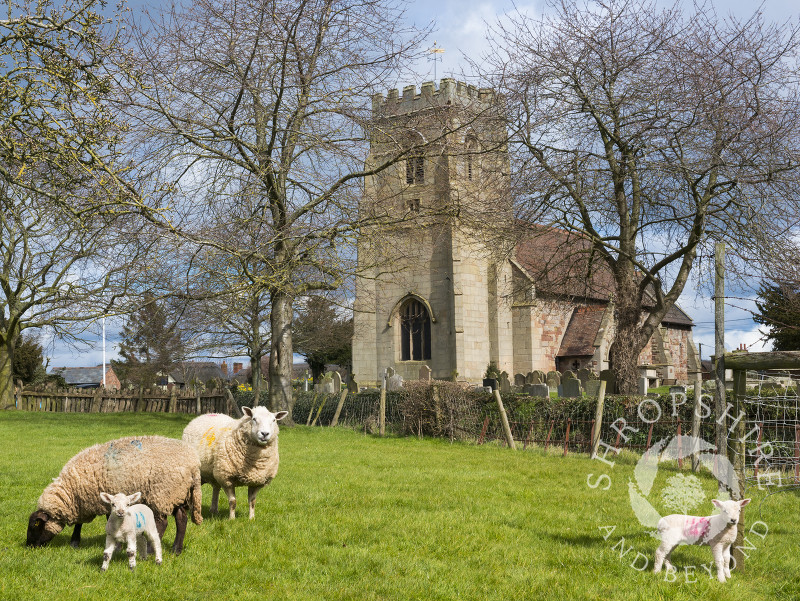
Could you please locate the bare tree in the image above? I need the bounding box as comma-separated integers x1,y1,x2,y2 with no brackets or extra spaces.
0,0,156,407
119,0,443,418
480,0,800,392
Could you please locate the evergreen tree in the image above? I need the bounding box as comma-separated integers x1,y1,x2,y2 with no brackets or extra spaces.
115,295,185,388
294,297,353,385
12,335,45,384
755,283,800,351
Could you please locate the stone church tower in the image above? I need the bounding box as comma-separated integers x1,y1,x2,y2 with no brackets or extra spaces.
352,79,513,385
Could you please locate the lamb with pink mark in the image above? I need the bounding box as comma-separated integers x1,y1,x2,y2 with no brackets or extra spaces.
653,498,751,583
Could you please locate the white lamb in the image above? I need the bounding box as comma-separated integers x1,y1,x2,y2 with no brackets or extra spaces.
653,498,751,583
182,406,288,519
99,492,163,571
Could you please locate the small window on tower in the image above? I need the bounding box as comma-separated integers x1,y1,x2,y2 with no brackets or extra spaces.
406,154,424,185
465,136,478,181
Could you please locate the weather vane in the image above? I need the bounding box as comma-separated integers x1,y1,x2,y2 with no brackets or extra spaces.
427,41,445,81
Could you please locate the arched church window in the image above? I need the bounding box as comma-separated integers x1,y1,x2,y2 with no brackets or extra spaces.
400,299,431,361
465,135,478,181
405,132,425,185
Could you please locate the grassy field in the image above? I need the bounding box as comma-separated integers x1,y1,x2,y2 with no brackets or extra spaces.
1,411,798,601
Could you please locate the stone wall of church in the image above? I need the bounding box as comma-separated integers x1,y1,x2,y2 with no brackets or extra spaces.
511,298,574,374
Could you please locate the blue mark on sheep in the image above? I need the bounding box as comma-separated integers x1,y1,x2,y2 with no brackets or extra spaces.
135,512,145,529
130,440,143,450
104,443,120,462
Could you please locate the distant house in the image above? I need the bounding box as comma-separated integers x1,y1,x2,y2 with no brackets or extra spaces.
166,362,228,390
50,366,121,390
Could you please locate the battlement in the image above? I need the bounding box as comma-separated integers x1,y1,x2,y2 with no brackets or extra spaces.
372,78,497,116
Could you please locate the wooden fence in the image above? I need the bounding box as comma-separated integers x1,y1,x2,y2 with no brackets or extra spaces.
10,384,234,415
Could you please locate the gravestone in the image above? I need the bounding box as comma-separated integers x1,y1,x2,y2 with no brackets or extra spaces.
599,370,616,394
316,373,335,394
546,370,561,390
669,385,687,396
525,372,535,384
386,367,395,379
419,365,432,382
514,373,526,387
347,375,359,393
524,383,550,398
387,374,404,391
482,378,498,391
499,373,512,395
561,378,583,398
562,370,576,381
531,371,542,384
331,371,342,392
585,380,603,398
638,377,648,396
534,370,546,383
577,368,591,390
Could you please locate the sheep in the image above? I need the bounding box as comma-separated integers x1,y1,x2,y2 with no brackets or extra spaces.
653,498,751,583
99,492,163,571
27,436,202,554
182,406,288,519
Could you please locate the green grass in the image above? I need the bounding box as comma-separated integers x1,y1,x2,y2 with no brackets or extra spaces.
1,412,799,600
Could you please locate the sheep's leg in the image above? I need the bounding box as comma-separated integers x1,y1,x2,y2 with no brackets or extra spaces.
126,533,137,570
654,541,677,573
138,533,148,560
172,506,187,555
153,515,168,555
712,544,726,583
148,528,163,565
70,523,83,549
100,535,116,572
210,484,221,515
222,484,237,519
247,486,263,520
723,544,732,580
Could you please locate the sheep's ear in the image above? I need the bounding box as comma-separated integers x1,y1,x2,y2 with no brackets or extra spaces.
128,492,142,504
275,411,288,421
99,492,112,504
242,407,253,417
711,499,722,509
740,498,751,507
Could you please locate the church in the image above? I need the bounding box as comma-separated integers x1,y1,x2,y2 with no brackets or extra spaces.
352,79,699,387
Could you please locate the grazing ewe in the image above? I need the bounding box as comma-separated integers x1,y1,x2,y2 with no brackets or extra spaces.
27,436,202,554
100,492,162,571
182,406,288,519
653,498,751,583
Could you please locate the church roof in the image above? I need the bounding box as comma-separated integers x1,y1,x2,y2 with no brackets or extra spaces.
514,225,693,327
557,305,607,357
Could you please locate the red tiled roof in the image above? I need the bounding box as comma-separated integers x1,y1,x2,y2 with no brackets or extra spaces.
557,305,607,357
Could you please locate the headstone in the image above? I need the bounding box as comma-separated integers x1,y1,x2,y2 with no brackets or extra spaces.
577,368,591,389
316,372,335,394
530,371,542,384
514,373,526,387
599,369,616,394
419,365,432,382
562,370,576,381
331,371,342,392
304,369,309,392
561,378,583,398
638,377,648,396
585,380,603,398
525,372,535,384
347,375,359,393
534,370,547,383
524,383,550,398
386,367,395,378
387,374,404,391
546,370,561,390
669,385,687,396
482,378,498,391
499,373,511,395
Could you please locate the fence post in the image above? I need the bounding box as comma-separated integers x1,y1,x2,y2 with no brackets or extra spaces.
731,369,747,572
590,380,607,458
330,390,348,427
692,370,703,472
311,395,328,427
14,379,22,410
306,393,319,426
168,388,177,414
492,389,516,450
563,419,571,457
677,419,683,469
379,369,387,437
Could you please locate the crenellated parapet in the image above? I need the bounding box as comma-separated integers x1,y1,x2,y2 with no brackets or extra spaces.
371,78,498,117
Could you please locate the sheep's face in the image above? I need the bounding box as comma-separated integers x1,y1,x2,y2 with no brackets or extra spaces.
26,510,63,547
242,406,289,446
100,492,142,518
712,498,751,526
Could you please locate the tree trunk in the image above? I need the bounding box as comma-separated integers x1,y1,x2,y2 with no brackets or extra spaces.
0,338,14,410
611,301,648,395
250,349,263,407
269,291,294,421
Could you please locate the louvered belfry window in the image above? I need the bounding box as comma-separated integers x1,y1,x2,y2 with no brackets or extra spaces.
400,299,431,361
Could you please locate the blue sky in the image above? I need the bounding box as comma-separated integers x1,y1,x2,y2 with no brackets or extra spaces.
46,0,798,369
